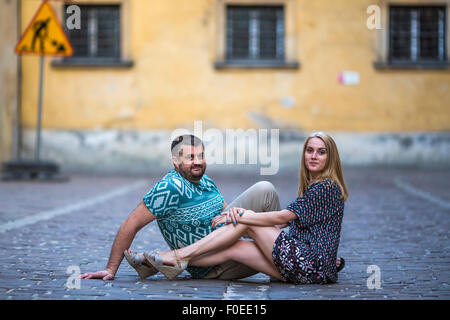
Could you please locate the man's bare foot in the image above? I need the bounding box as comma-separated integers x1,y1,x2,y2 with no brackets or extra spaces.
336,257,345,272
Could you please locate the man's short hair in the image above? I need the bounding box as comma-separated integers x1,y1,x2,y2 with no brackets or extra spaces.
171,134,204,157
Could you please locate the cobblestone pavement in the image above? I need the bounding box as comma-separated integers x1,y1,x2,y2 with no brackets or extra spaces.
0,167,449,300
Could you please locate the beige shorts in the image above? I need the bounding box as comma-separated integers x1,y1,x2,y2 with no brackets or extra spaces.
202,260,258,280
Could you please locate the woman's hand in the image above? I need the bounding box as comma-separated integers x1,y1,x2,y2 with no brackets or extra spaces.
226,207,245,225
212,207,248,229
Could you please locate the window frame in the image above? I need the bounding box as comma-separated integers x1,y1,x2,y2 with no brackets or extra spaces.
373,1,450,70
225,5,285,61
214,0,299,69
51,0,133,68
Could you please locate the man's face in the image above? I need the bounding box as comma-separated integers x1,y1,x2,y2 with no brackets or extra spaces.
173,144,206,183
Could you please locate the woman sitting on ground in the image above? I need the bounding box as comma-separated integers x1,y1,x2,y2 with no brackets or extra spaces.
146,132,348,284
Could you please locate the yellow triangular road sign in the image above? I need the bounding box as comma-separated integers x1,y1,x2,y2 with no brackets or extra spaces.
15,0,73,56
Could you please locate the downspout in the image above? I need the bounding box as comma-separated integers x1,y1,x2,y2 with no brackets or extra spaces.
13,0,22,160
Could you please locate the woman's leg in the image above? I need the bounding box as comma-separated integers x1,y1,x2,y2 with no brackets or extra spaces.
158,222,249,265
189,240,283,280
156,222,283,278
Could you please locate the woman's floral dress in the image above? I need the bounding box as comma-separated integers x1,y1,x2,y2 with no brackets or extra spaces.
272,179,344,284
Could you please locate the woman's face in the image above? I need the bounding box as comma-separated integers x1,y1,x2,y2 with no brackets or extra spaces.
305,137,327,178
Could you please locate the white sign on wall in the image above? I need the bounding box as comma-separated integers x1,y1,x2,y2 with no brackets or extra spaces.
338,71,360,85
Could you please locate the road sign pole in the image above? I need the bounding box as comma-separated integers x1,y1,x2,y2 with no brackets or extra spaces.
2,0,73,181
35,55,44,162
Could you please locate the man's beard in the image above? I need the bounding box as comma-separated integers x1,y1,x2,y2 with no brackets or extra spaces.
178,164,206,182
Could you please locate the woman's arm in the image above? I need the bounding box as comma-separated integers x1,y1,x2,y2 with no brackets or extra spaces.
212,208,296,228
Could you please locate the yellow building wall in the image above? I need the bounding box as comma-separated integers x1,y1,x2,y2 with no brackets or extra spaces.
19,0,450,133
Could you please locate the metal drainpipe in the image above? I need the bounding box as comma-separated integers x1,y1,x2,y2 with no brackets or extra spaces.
13,0,22,160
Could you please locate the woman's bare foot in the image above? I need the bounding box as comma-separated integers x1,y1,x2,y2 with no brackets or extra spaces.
154,250,178,266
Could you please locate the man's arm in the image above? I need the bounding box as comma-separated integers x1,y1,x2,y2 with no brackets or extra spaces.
80,200,156,280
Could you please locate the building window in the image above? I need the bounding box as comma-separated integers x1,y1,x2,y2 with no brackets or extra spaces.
389,5,447,64
215,1,298,69
226,5,284,61
52,4,132,67
65,5,121,60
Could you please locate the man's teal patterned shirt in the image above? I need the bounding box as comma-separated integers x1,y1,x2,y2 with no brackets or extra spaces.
143,169,224,278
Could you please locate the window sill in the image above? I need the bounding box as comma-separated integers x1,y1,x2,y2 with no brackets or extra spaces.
373,61,450,70
214,60,300,70
51,58,134,68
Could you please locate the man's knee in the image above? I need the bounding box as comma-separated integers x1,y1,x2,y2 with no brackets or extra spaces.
252,181,276,194
247,181,280,212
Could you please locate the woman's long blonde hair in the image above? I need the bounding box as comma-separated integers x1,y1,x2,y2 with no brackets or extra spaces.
298,132,348,201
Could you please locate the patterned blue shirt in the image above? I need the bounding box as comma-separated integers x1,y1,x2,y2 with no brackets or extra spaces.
143,169,224,278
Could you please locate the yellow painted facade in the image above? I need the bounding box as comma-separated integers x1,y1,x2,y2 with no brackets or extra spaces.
19,0,450,133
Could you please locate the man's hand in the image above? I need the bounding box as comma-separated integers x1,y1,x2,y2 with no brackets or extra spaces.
80,269,115,281
211,213,227,229
79,201,156,282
